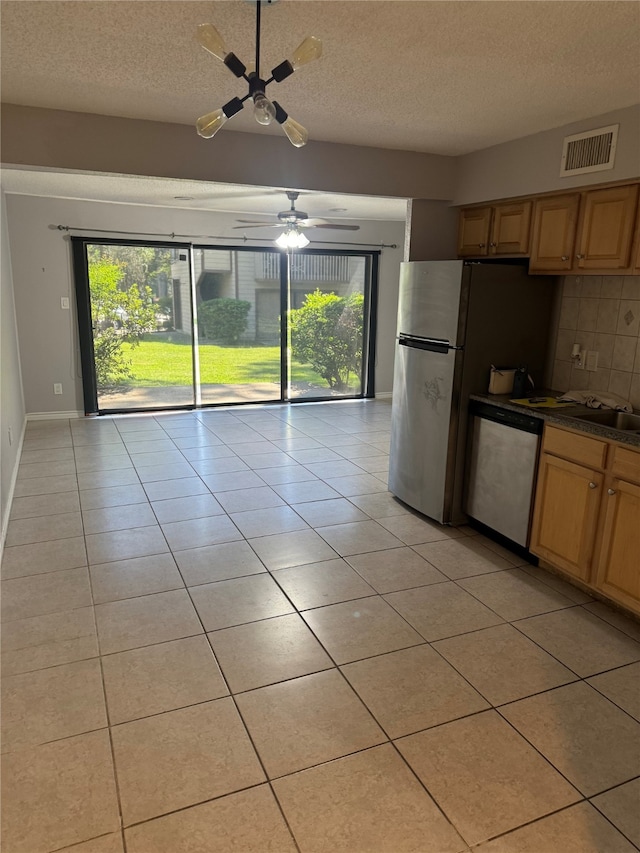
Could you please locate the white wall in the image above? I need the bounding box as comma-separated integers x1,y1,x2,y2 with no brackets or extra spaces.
455,104,640,206
1,189,26,548
5,195,404,413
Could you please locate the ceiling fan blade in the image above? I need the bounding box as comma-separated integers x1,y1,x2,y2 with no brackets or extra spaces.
235,219,274,224
232,223,283,230
312,223,361,231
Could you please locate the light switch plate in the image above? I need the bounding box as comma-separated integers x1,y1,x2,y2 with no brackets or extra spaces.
61,297,70,310
585,351,598,372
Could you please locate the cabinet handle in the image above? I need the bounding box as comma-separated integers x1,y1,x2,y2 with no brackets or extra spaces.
589,481,597,489
490,242,497,248
561,255,569,261
576,253,585,259
607,488,616,496
478,243,486,248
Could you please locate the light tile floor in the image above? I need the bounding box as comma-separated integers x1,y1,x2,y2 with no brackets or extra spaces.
1,399,640,853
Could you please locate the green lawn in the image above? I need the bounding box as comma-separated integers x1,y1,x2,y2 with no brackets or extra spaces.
121,339,327,387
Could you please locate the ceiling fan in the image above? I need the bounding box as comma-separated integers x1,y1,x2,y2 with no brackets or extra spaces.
233,191,360,248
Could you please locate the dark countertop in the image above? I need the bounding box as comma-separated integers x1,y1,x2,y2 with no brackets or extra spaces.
469,391,640,448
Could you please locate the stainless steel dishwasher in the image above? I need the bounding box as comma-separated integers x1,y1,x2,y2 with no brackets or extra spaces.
465,401,544,547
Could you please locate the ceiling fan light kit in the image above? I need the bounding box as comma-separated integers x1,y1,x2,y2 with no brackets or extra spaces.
233,191,361,251
275,227,310,249
195,2,321,146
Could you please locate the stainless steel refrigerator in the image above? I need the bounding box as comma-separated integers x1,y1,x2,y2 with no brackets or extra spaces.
388,260,554,525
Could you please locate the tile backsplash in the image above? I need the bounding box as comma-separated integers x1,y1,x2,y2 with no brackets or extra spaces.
550,275,640,409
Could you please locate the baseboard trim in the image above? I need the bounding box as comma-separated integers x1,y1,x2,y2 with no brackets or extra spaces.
375,391,392,399
27,410,85,421
0,416,26,559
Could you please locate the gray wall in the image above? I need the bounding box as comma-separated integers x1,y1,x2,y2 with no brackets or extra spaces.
404,199,458,261
5,194,404,414
1,189,26,547
1,104,457,202
455,104,640,206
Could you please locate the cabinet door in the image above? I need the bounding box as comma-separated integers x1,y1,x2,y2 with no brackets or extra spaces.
529,194,580,272
530,452,603,580
576,184,639,270
457,207,491,257
633,196,640,273
595,478,640,612
490,201,532,255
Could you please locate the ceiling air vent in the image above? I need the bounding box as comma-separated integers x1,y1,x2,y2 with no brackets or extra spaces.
560,124,619,177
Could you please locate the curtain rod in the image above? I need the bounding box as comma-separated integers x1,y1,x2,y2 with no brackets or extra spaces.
54,225,397,250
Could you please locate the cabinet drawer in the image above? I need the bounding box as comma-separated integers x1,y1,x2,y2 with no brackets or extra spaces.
543,425,607,469
611,444,640,484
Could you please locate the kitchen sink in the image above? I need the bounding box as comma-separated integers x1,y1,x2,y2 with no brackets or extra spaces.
566,410,640,431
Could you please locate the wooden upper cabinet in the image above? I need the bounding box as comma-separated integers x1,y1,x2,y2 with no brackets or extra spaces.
490,200,532,255
457,207,491,256
458,201,531,257
529,194,580,272
458,181,639,272
576,184,639,270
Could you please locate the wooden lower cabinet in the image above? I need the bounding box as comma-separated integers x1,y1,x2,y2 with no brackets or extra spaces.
531,424,640,615
530,453,603,581
595,478,640,610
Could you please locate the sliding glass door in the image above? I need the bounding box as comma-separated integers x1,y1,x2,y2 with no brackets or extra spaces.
194,248,282,406
73,238,377,414
287,252,370,400
83,243,195,411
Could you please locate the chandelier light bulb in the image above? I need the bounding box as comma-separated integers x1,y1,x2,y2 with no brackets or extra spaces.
253,93,276,126
291,36,323,69
196,24,228,62
195,4,316,144
196,108,227,138
282,116,309,148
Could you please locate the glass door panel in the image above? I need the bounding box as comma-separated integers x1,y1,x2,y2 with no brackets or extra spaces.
194,248,282,406
287,253,367,400
87,243,195,411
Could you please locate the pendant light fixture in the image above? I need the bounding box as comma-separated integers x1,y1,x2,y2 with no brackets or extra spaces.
195,0,321,147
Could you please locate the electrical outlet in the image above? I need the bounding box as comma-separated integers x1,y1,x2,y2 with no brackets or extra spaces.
586,351,599,372
61,297,70,310
8,426,13,446
53,383,63,395
574,350,586,370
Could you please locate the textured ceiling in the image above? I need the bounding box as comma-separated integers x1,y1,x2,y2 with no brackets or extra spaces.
1,0,639,157
1,1,638,220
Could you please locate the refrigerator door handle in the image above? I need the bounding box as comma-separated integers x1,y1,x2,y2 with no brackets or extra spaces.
398,334,463,353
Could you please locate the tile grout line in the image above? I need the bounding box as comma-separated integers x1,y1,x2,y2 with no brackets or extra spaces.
79,464,129,853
